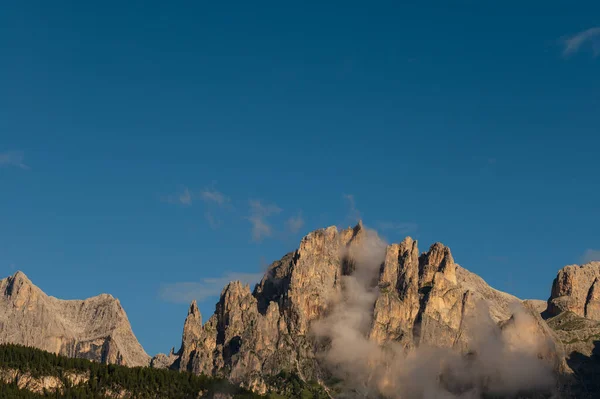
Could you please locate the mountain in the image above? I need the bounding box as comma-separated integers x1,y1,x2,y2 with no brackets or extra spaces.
0,271,149,367
3,223,600,397
544,261,600,394
154,223,574,397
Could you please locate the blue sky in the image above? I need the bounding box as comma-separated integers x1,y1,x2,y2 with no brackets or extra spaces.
1,1,599,356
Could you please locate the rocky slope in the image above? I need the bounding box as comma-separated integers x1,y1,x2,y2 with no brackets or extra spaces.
0,271,149,367
155,223,567,397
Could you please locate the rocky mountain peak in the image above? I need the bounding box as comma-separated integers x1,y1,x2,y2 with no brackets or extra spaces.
547,261,600,319
3,271,44,310
172,300,205,371
0,272,150,367
160,223,562,396
7,270,31,284
187,300,201,319
419,242,456,285
182,300,202,341
5,270,33,292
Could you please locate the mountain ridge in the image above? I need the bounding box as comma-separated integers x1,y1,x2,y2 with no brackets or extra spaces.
2,223,600,397
0,270,149,367
152,223,571,397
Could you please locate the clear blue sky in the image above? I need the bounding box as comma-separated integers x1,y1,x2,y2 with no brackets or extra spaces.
1,1,599,356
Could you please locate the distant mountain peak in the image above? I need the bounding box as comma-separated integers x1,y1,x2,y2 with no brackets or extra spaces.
5,270,34,290
0,271,149,367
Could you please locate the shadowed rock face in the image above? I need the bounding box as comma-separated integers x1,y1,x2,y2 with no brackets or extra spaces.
0,271,149,367
156,223,562,395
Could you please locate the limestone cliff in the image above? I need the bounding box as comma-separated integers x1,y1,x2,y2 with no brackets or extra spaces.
157,223,561,395
542,262,600,395
0,271,149,367
546,261,600,320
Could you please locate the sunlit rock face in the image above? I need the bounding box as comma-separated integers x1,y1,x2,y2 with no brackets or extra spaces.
547,261,600,320
0,271,149,367
157,222,563,397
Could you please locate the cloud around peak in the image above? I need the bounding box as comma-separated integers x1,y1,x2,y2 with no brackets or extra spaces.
343,194,361,223
561,27,600,57
583,249,600,263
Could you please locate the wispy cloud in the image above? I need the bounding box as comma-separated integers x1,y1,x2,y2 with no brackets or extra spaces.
200,188,230,206
163,187,193,206
205,212,220,229
247,200,282,242
377,221,418,235
0,151,29,170
159,271,264,303
343,194,361,223
583,249,600,263
561,27,600,57
286,212,305,234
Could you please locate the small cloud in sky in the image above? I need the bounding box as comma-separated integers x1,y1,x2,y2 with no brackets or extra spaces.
205,212,221,229
286,212,305,234
163,187,193,206
200,188,230,206
561,27,600,57
343,194,361,223
159,271,264,303
0,151,30,170
247,200,282,242
583,249,600,263
200,187,231,228
377,221,419,235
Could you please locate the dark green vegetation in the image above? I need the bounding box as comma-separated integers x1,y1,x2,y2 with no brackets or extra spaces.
265,371,329,399
0,344,323,399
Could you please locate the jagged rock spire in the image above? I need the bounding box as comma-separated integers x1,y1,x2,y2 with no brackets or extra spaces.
162,225,559,396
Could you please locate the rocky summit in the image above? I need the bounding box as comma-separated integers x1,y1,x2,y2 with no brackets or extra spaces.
150,222,597,398
0,271,149,367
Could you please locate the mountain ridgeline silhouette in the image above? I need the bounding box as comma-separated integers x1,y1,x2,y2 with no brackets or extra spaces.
2,222,600,398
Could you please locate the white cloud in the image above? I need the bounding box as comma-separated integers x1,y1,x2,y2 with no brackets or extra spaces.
163,187,193,206
583,249,600,263
286,212,305,234
159,271,264,303
343,194,361,223
377,221,418,235
200,188,230,206
0,151,29,170
561,27,600,57
247,200,282,242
